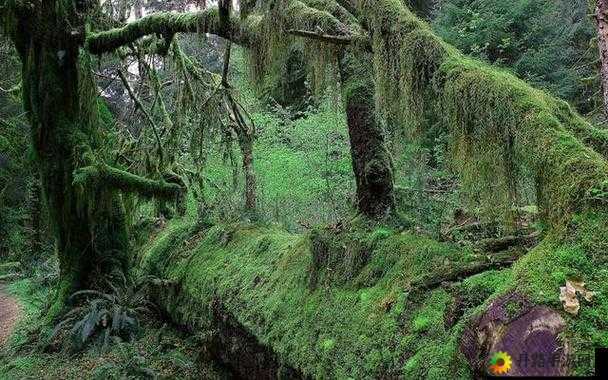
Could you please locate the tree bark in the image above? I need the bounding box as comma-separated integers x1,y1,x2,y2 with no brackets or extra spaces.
28,176,44,257
239,135,257,212
9,5,130,315
4,1,181,316
221,36,258,214
596,0,608,118
134,0,143,18
338,52,395,219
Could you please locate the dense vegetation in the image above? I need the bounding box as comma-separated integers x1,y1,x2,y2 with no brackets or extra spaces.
435,0,599,113
1,0,607,378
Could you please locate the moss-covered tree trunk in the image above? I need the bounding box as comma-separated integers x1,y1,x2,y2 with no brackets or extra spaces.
239,135,257,212
28,177,44,256
596,0,608,117
338,51,395,218
7,2,130,315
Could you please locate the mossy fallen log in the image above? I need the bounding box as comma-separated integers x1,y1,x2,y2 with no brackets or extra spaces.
138,216,606,378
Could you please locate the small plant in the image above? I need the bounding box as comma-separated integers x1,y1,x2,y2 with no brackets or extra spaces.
51,273,157,352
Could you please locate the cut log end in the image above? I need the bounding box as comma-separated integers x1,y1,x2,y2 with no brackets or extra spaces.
461,293,568,378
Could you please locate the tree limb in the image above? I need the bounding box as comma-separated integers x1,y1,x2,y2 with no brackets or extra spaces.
284,0,350,35
85,8,248,54
287,29,353,45
73,163,183,200
117,69,164,165
84,2,361,55
332,0,359,18
302,0,360,25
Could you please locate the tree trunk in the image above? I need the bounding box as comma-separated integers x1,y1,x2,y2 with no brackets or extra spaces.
239,136,257,212
338,52,395,219
28,176,44,257
134,0,143,18
221,38,258,215
596,0,608,117
9,2,130,316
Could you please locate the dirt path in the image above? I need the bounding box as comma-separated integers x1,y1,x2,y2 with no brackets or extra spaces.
0,286,20,347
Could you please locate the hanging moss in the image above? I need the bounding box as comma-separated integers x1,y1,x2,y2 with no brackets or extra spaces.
350,1,608,374
241,0,349,99
1,0,192,317
357,0,608,229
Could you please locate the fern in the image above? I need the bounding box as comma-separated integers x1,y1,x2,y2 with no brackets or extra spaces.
51,273,157,352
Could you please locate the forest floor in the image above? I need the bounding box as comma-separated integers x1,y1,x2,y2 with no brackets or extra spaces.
0,278,225,379
0,286,20,347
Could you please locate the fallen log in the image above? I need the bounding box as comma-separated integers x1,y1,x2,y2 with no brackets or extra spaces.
139,217,604,378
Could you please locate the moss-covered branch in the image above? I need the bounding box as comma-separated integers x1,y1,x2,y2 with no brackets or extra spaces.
73,164,183,200
334,0,359,18
85,8,248,54
287,28,353,44
302,0,359,26
358,0,608,227
281,0,350,35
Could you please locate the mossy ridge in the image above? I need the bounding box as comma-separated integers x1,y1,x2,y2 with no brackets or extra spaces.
141,218,523,378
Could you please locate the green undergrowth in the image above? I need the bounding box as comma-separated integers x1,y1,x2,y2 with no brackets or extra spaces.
139,218,523,379
201,48,354,229
0,278,224,380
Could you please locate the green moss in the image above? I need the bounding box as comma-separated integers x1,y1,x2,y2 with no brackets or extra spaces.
72,163,183,202
85,8,233,55
359,0,608,231
139,219,512,378
140,194,608,377
346,5,608,372
459,269,512,307
243,0,348,99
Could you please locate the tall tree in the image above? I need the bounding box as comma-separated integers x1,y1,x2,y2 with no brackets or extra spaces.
339,51,395,218
596,0,608,116
1,0,183,315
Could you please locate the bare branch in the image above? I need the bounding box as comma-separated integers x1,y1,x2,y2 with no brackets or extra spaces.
117,69,164,165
